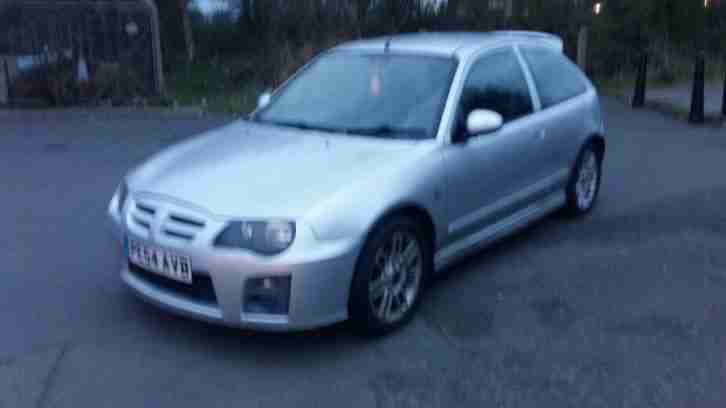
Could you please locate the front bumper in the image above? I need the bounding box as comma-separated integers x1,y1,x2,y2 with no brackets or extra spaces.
108,192,362,331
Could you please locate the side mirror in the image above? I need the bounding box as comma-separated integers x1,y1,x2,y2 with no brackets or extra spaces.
257,90,272,109
466,109,503,137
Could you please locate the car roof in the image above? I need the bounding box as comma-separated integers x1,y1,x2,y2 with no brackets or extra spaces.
334,31,563,59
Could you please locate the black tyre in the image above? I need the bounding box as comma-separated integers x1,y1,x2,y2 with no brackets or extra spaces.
348,216,432,335
564,143,602,216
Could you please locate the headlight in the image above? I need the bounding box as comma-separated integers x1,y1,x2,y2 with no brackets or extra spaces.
264,221,295,251
214,221,296,255
117,181,129,212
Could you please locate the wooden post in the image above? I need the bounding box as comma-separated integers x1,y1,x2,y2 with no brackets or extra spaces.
139,0,165,95
689,53,705,124
577,26,589,73
179,0,195,63
0,58,8,105
5,58,12,105
632,54,648,108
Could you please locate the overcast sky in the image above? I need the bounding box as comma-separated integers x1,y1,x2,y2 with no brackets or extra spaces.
194,0,231,14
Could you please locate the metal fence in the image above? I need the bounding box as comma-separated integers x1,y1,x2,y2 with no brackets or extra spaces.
0,0,163,105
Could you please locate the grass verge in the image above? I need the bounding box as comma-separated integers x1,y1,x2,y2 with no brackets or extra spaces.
164,60,265,117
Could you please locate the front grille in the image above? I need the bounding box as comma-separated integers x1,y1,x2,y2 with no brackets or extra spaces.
129,199,208,243
169,214,205,228
163,229,193,241
163,212,206,243
128,263,218,305
130,202,156,234
131,215,151,229
136,203,156,216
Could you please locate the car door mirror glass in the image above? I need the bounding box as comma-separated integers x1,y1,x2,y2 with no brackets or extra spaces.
466,109,503,137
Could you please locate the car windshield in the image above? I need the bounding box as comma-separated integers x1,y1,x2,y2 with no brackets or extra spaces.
256,52,457,140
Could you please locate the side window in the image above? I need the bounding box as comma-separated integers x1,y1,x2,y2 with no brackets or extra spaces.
522,47,588,109
459,48,533,125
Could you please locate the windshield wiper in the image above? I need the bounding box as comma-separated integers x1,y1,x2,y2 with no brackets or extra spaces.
344,125,428,139
262,119,338,133
260,120,427,139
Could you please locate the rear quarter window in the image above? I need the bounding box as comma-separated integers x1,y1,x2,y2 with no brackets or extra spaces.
521,47,588,109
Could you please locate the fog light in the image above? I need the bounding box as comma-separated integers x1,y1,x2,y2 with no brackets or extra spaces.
243,276,291,315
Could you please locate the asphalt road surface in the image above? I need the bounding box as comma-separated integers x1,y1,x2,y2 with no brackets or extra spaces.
1,101,725,407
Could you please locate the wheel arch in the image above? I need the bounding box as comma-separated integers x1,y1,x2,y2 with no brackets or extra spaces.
586,133,606,162
364,203,437,255
347,202,436,330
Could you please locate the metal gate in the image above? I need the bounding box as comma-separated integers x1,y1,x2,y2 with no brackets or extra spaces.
0,0,163,105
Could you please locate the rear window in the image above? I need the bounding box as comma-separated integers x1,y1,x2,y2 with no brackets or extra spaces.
521,47,588,109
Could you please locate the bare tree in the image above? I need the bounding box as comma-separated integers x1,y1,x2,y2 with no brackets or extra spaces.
447,0,460,17
179,0,195,63
354,0,372,35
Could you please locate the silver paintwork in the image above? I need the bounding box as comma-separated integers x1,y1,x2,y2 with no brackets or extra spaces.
108,31,605,331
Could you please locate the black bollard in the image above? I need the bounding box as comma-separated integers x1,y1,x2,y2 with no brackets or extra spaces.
632,54,648,108
689,53,706,124
2,59,11,105
722,64,726,117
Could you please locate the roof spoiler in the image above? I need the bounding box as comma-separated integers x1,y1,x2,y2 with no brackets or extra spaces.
491,31,564,52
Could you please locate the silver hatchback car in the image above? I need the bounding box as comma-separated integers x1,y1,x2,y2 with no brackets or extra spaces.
109,31,605,334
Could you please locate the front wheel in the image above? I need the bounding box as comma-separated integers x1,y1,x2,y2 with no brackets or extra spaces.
348,216,431,335
564,144,602,216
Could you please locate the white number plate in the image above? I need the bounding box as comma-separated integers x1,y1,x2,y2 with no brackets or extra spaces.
128,239,192,284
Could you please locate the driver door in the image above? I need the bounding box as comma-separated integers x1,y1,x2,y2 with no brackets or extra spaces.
442,47,547,249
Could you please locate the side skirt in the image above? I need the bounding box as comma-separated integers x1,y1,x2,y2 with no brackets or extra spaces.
433,189,566,272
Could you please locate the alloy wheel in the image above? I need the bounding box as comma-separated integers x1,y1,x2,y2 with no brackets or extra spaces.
575,150,599,210
368,231,423,324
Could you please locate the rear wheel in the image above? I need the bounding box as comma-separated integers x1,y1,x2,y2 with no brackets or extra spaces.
564,143,602,216
349,216,431,335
